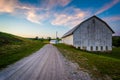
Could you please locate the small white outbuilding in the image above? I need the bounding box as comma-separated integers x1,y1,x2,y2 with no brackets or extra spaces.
50,40,58,44
62,16,114,51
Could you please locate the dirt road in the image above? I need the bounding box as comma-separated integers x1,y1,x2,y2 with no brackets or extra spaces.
0,44,91,80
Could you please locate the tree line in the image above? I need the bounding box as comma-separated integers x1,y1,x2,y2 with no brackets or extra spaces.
112,36,120,47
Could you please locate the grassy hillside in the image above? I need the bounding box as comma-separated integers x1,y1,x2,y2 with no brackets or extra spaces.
55,44,120,80
0,32,45,69
0,32,23,46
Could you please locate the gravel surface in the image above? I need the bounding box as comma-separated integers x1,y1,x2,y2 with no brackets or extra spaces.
0,44,92,80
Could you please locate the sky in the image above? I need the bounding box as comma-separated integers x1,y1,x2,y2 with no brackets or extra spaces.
0,0,120,38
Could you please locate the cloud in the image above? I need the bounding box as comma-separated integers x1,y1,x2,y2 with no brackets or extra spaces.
40,0,71,9
95,0,120,15
26,10,40,24
0,0,18,13
103,15,120,22
0,0,35,14
57,0,71,6
0,0,72,24
0,0,89,26
26,9,52,24
0,0,41,23
51,8,90,27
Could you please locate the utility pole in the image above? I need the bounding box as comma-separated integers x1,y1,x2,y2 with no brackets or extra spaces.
56,31,58,44
56,31,58,39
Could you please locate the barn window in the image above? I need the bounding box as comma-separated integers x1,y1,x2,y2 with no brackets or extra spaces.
84,46,86,50
101,46,103,51
91,46,93,51
83,46,84,50
82,46,86,50
78,47,81,49
96,46,98,51
106,46,108,50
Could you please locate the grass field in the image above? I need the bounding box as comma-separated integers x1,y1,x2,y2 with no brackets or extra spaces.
55,44,120,80
0,32,45,69
88,47,120,59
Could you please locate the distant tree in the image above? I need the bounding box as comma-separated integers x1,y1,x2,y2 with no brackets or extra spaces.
40,37,44,42
47,37,51,41
35,36,39,40
56,37,60,41
112,36,120,47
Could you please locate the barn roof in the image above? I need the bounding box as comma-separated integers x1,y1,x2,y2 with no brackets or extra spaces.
62,15,115,38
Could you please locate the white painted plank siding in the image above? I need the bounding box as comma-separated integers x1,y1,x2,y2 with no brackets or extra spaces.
62,35,73,45
73,17,112,51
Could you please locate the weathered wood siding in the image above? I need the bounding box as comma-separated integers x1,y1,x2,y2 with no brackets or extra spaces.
73,17,112,51
62,35,73,45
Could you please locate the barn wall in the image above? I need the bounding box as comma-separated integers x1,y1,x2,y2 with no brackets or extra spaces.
62,35,73,45
73,17,112,51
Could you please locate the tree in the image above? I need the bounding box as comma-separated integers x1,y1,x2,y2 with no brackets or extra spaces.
56,37,60,41
35,36,39,40
40,37,44,42
112,36,120,47
47,37,51,41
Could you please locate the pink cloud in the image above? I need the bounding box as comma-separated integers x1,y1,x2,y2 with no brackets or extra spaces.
26,9,52,24
103,15,120,22
0,0,71,24
58,0,71,6
95,0,120,15
0,0,89,26
26,10,40,24
0,0,42,23
51,14,84,28
41,0,71,9
0,0,18,13
51,8,90,27
0,0,36,14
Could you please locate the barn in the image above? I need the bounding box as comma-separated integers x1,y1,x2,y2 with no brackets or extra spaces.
62,16,115,51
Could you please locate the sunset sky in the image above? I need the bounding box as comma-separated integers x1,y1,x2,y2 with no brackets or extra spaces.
0,0,120,38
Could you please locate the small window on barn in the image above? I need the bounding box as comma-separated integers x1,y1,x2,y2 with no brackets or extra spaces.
82,46,86,50
101,46,103,51
96,46,98,51
78,47,81,49
82,46,84,50
106,46,108,51
84,46,86,50
91,46,93,51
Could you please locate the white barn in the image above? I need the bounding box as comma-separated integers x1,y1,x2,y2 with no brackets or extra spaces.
62,16,114,51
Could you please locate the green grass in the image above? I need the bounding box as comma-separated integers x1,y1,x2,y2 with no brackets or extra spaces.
88,47,120,59
0,32,45,69
55,44,120,80
0,32,23,46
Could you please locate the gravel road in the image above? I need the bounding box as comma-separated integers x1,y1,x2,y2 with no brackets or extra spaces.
0,44,91,80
